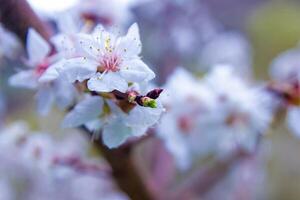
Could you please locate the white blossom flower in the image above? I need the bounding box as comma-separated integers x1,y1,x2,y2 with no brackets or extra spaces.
63,89,164,148
58,23,155,93
157,67,216,170
76,0,132,26
9,28,77,115
158,66,273,169
270,48,300,138
200,65,273,153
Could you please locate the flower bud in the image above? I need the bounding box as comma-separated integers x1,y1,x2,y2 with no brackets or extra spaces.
140,97,157,108
146,88,163,99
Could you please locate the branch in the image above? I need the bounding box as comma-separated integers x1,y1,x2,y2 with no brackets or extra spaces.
0,0,52,45
84,128,156,200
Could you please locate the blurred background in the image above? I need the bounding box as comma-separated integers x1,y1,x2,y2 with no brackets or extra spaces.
2,0,300,199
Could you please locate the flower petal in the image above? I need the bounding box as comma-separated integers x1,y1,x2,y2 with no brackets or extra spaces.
58,57,98,83
36,85,55,116
9,70,38,89
102,118,132,148
62,96,103,128
87,72,128,92
76,34,101,59
39,59,66,83
126,104,164,128
287,107,300,138
120,59,155,82
53,78,77,110
27,28,50,65
117,23,141,58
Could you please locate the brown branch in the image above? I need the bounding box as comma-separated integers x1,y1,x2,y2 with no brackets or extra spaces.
0,0,52,45
86,128,156,200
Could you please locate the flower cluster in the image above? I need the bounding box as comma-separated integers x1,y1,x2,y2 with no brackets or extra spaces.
0,121,127,200
158,66,273,169
9,22,164,148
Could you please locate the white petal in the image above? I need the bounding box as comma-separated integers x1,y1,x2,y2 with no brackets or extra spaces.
53,78,77,110
9,70,38,89
56,12,79,35
62,96,103,128
87,72,128,93
117,23,141,58
76,34,101,59
85,119,103,132
39,59,65,83
58,57,98,83
51,34,76,58
27,28,50,65
287,107,300,138
120,59,155,82
102,118,132,148
36,86,55,116
126,104,164,128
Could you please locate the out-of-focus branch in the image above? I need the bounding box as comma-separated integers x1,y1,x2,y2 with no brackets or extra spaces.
84,128,156,200
167,149,253,199
0,0,52,45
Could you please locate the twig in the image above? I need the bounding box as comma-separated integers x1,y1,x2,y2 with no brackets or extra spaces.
84,128,156,200
0,0,52,45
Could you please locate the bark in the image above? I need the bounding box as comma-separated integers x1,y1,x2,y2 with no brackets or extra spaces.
91,135,155,200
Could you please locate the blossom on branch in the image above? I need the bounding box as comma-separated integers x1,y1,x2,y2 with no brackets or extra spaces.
9,28,77,115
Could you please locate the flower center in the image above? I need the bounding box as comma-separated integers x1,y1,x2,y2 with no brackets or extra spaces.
99,54,121,72
178,114,195,134
225,112,248,127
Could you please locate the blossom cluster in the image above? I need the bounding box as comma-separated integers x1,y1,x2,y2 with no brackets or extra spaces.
0,121,127,200
9,22,164,148
157,65,274,169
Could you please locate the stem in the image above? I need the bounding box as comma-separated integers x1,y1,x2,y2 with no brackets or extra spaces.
83,128,155,200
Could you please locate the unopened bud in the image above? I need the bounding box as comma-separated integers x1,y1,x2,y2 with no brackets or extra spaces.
140,97,157,108
146,88,163,99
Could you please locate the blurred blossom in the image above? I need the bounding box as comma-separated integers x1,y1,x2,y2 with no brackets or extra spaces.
28,0,80,17
75,0,132,26
270,47,300,138
157,67,216,169
158,65,273,169
199,31,253,75
9,29,77,115
0,121,127,200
